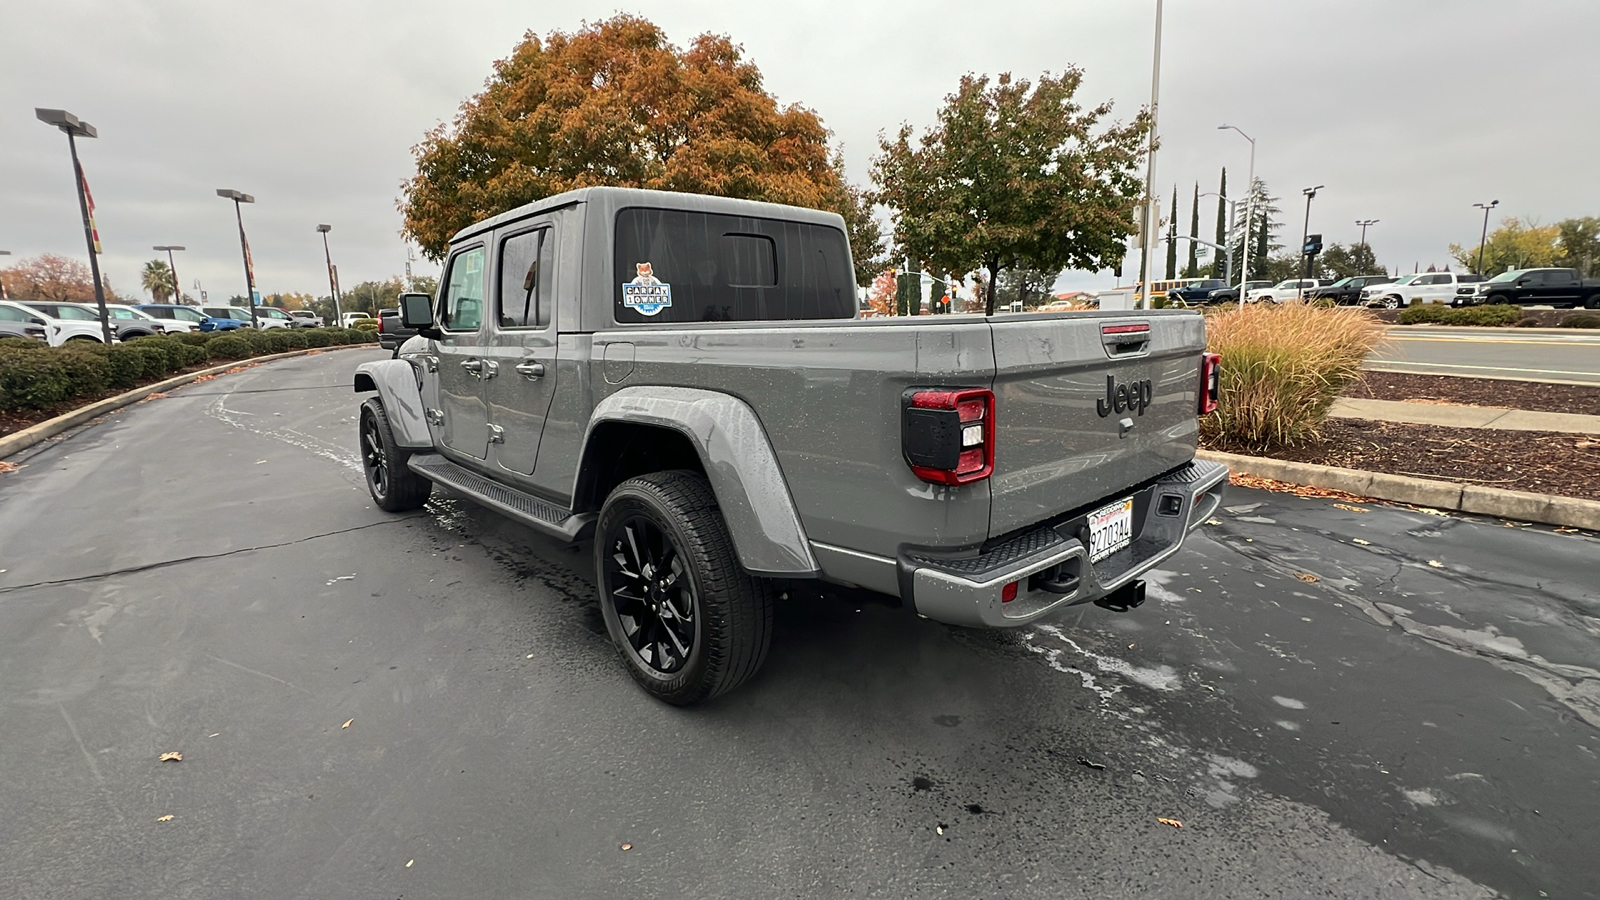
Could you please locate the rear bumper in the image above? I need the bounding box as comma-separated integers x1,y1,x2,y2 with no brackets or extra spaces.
903,459,1228,628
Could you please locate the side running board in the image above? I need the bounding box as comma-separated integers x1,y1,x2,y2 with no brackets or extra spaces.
408,453,595,541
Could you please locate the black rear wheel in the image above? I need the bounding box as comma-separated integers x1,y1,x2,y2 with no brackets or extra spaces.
596,470,772,705
359,398,431,512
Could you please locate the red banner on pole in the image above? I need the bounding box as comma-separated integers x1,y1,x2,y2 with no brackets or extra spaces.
78,162,103,254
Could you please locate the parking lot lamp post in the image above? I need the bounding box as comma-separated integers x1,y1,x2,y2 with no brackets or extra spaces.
1473,201,1499,274
1355,219,1378,250
1298,185,1324,300
1218,125,1255,309
1133,0,1165,310
316,224,342,324
152,245,185,303
36,108,113,343
216,189,258,328
0,250,9,299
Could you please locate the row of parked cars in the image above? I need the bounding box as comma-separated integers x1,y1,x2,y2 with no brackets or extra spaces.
0,300,352,347
1163,273,1493,308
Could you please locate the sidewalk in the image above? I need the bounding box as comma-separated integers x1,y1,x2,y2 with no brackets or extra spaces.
1330,397,1600,435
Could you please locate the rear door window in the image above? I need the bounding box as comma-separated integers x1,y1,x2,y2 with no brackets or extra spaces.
497,228,554,329
612,208,854,323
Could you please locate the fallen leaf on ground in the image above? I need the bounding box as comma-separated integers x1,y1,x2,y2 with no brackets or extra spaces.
620,843,632,851
1296,573,1320,583
159,751,182,762
341,719,354,729
192,373,220,383
935,825,944,835
1408,506,1451,517
1554,527,1580,534
1352,538,1371,545
156,815,174,822
0,461,22,475
1204,518,1222,526
406,859,414,867
1157,817,1183,828
1228,473,1373,503
1332,503,1370,513
141,392,169,402
1427,560,1444,568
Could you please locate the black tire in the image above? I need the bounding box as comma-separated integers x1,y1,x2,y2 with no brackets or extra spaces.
1381,295,1401,309
595,470,773,706
359,398,431,512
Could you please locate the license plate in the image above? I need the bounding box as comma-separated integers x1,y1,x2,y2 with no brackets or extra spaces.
1088,497,1134,563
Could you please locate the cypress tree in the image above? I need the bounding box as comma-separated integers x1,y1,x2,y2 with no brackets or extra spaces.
1164,185,1178,280
1212,168,1228,279
1184,182,1200,278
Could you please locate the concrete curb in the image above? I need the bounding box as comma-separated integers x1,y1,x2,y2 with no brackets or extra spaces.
1198,449,1600,532
0,343,379,460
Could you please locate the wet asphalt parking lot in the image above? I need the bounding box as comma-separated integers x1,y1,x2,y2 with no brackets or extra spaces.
1,349,1597,899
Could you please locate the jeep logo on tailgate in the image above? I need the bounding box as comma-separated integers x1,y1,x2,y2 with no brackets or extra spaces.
1096,375,1153,417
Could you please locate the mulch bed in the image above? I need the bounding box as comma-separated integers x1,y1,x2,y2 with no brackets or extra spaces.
1230,418,1600,503
1346,371,1600,416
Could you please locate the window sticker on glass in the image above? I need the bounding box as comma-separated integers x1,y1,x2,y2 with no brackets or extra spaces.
622,262,672,316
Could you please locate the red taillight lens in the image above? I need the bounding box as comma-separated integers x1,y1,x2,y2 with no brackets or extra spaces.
1001,581,1019,603
903,388,995,485
1199,352,1221,415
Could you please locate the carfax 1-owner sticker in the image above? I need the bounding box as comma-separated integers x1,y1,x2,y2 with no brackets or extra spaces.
623,262,672,316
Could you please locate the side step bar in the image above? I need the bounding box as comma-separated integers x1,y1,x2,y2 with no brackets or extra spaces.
408,453,594,541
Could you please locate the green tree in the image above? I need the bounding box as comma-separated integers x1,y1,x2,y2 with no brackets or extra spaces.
401,14,872,269
837,177,887,286
1210,167,1227,278
1164,185,1179,279
1229,178,1280,278
1317,242,1384,279
1182,182,1201,278
1448,217,1561,275
1556,216,1600,277
894,260,920,316
872,69,1150,314
141,259,176,303
997,266,1058,309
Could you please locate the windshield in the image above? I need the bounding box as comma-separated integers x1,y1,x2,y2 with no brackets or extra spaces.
111,306,157,321
1391,274,1421,285
171,307,207,322
1487,270,1523,283
1325,278,1353,288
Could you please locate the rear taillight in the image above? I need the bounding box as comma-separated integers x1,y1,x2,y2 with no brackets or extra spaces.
1199,352,1221,415
377,315,385,333
903,388,995,485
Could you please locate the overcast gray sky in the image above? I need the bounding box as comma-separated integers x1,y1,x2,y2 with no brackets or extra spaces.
3,0,1595,300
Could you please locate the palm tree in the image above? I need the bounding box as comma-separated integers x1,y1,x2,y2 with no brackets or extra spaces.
141,259,176,303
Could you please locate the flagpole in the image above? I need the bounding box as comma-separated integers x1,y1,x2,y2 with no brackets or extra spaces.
67,130,112,343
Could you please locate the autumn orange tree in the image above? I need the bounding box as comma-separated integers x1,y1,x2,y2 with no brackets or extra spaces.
0,253,119,303
401,15,883,284
872,70,1150,314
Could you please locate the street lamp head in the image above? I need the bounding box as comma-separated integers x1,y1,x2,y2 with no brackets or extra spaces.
1303,184,1325,197
216,189,254,203
35,108,97,138
153,245,186,252
316,224,332,233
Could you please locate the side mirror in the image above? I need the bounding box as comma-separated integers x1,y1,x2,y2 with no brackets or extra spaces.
399,292,439,337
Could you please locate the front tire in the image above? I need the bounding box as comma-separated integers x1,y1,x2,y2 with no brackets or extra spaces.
359,398,431,512
595,470,773,706
1382,295,1402,309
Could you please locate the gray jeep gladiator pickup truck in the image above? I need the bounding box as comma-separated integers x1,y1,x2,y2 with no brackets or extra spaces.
353,187,1227,705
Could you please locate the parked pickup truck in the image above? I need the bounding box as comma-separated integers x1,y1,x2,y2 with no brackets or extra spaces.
1452,267,1600,309
1361,271,1484,308
352,187,1227,704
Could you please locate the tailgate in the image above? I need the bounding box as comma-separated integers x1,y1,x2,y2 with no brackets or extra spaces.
986,313,1205,537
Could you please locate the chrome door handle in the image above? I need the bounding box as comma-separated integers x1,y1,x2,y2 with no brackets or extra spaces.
459,359,484,375
515,361,546,380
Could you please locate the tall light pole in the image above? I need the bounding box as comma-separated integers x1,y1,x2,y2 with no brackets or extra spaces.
1473,200,1499,274
1298,184,1324,299
1136,0,1165,310
0,250,10,300
216,189,258,328
36,108,113,343
1218,125,1255,309
1355,219,1378,249
152,245,185,303
1200,192,1240,286
316,224,343,324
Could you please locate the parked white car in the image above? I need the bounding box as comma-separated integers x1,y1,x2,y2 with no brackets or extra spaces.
1246,279,1328,303
256,307,297,329
0,299,106,346
1361,272,1487,308
289,309,325,328
341,311,369,327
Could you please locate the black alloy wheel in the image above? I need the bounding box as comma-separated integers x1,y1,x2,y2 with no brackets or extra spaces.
595,470,773,705
358,398,431,512
605,515,698,675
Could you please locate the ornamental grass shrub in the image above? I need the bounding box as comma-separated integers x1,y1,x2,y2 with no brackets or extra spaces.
1201,302,1385,453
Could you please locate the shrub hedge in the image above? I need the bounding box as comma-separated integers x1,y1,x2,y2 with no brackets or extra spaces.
0,326,375,414
1559,313,1600,329
1397,305,1521,327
